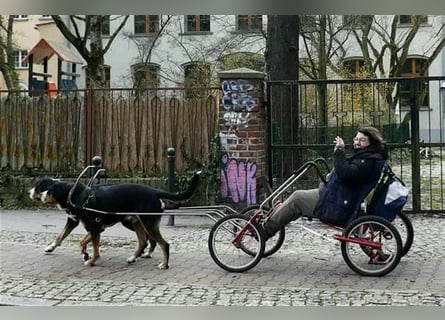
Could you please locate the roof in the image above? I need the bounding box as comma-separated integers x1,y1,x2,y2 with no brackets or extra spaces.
22,38,83,64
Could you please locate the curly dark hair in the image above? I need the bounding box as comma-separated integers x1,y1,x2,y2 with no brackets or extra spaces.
356,125,388,159
357,125,384,146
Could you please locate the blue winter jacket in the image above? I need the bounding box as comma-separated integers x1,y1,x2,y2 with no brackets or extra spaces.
313,145,387,226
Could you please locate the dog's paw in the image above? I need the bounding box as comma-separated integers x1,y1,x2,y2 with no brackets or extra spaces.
126,256,137,264
82,252,89,261
158,263,169,270
44,243,57,253
84,258,97,266
141,252,152,259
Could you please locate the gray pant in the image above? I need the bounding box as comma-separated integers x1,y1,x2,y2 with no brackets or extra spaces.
263,188,320,237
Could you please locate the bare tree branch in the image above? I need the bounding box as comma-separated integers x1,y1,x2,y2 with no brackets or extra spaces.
51,15,129,88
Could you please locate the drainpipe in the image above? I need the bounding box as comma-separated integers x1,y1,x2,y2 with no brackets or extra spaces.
441,81,445,142
442,15,445,142
439,15,445,77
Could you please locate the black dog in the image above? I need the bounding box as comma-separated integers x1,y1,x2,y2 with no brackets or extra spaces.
30,177,170,263
36,173,200,269
29,178,157,257
29,177,85,253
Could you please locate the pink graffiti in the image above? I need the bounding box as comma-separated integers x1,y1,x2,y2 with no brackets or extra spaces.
220,154,257,205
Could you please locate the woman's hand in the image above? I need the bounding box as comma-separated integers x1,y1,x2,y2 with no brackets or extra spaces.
333,136,345,150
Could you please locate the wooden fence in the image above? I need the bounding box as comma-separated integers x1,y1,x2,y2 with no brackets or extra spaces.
0,88,219,175
0,94,82,172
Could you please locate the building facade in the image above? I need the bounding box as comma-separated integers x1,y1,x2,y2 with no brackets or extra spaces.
3,15,445,89
1,15,445,141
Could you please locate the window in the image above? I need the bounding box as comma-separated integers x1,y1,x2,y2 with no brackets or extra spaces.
131,63,160,88
13,50,28,68
134,15,159,35
399,57,429,107
236,15,262,32
11,15,28,19
399,15,428,25
183,61,211,97
102,16,110,35
343,58,365,78
185,15,210,33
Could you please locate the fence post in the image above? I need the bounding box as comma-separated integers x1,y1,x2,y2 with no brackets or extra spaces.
91,155,102,185
410,78,421,214
84,89,96,165
167,147,176,226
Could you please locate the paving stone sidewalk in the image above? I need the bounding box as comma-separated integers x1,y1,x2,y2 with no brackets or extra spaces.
1,209,444,306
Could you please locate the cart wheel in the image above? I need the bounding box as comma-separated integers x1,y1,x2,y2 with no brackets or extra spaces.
240,205,285,257
393,211,414,256
208,214,265,273
369,211,414,256
340,216,402,277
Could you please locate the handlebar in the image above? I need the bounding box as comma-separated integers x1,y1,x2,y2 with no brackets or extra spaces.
259,158,331,210
67,165,107,210
292,159,329,184
313,157,331,175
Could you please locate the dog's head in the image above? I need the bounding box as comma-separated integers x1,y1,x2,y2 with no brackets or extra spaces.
28,177,60,200
41,181,82,209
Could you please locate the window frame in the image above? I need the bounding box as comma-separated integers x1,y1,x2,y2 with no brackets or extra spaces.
236,15,263,33
182,61,211,97
131,62,161,88
399,57,429,108
398,15,428,26
184,15,211,34
11,15,28,20
343,58,366,78
134,15,160,35
13,50,28,69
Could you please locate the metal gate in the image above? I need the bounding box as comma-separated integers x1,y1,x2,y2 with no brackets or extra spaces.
266,77,445,214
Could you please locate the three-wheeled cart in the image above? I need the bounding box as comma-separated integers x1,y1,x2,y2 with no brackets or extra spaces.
71,158,413,277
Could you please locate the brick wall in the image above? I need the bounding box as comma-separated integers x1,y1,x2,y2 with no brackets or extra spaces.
218,68,267,206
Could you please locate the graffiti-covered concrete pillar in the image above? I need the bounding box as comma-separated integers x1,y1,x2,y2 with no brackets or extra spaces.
218,68,266,206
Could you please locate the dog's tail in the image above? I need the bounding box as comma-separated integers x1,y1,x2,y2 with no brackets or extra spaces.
156,171,201,201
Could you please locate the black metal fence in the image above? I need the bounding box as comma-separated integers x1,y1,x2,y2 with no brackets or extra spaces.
267,76,445,214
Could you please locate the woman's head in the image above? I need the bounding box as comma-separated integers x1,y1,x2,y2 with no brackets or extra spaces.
353,125,388,159
354,126,383,146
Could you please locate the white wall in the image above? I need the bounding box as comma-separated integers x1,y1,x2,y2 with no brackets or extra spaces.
103,15,267,88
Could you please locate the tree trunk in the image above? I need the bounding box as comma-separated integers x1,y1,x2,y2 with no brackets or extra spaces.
265,15,300,177
0,16,19,90
86,16,107,88
265,15,299,81
317,15,328,143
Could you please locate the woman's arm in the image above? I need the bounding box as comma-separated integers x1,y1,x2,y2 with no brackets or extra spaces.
333,149,375,184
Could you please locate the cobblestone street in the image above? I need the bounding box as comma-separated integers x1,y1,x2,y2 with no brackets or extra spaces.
1,209,444,306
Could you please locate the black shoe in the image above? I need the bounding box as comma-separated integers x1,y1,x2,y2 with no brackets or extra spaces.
250,221,267,241
257,222,273,242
